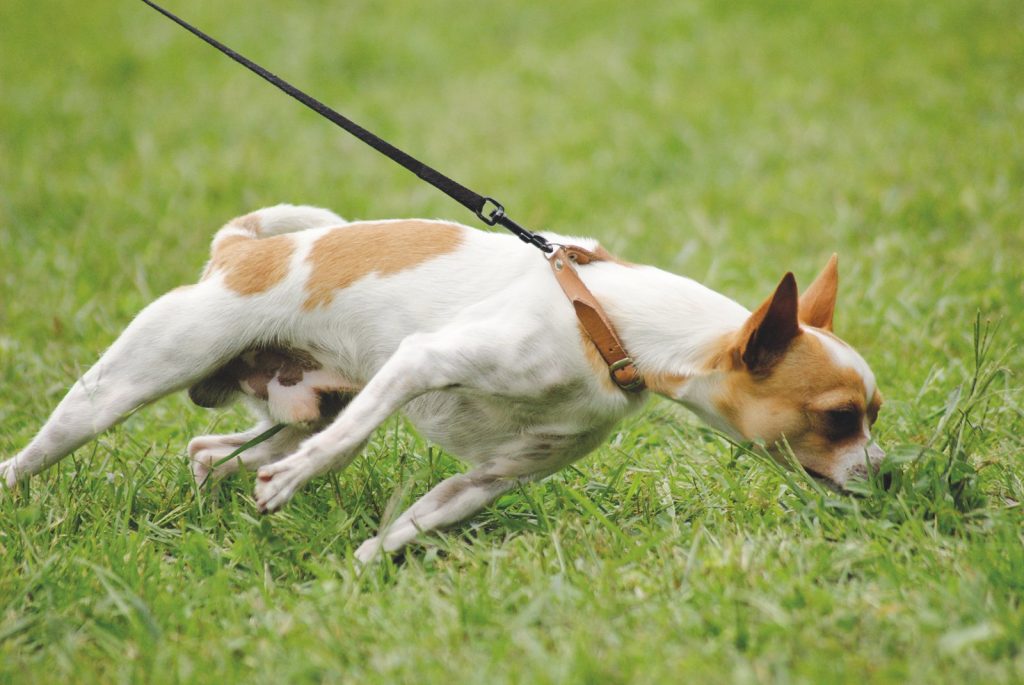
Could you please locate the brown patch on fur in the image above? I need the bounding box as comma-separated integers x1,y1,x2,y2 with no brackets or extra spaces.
201,234,247,280
200,212,290,290
205,234,297,295
190,348,323,406
644,371,689,397
265,348,320,386
714,332,869,478
303,220,463,310
214,233,251,253
189,347,359,425
253,349,321,389
575,244,633,267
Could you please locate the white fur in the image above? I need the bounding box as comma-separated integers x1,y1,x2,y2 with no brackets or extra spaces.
0,204,879,562
807,328,878,401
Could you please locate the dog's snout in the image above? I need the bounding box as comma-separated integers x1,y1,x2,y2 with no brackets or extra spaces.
866,444,893,489
848,463,871,480
866,442,886,464
844,443,890,490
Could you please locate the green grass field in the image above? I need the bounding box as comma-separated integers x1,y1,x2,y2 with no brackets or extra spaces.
2,0,1023,682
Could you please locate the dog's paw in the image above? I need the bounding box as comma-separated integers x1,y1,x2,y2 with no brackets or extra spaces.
0,458,17,489
254,457,313,513
354,536,384,565
187,436,242,486
190,451,241,486
191,459,214,486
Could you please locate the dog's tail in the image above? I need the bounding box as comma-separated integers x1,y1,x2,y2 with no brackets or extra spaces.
204,204,345,277
212,203,344,245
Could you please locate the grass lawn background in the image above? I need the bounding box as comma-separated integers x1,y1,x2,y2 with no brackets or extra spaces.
1,0,1022,682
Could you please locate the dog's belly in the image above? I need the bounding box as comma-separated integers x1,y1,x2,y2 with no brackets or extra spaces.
402,387,626,474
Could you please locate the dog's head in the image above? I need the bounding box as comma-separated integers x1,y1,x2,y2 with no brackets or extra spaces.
709,255,884,490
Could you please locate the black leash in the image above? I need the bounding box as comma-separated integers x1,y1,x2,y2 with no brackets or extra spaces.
139,0,554,254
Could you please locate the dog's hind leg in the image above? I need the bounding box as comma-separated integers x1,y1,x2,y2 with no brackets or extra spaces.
188,422,310,485
1,286,249,487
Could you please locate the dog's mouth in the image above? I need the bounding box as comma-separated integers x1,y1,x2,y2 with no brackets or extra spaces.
802,466,844,493
802,465,893,493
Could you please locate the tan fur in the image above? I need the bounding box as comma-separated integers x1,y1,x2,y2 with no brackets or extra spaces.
644,371,689,397
200,213,299,294
715,331,871,478
303,220,463,310
586,245,632,267
799,254,839,331
205,234,297,295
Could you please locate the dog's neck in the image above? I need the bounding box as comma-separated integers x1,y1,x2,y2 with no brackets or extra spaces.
584,262,751,432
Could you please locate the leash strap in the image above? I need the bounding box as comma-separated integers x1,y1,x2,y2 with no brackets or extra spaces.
549,247,645,392
138,0,553,254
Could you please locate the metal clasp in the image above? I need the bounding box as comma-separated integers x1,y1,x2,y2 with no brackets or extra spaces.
609,358,635,373
476,196,505,226
608,357,645,392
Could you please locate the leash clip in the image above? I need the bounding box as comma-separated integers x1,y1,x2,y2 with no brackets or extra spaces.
476,197,505,226
479,197,556,254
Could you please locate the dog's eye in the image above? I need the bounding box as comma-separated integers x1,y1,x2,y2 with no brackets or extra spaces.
825,408,861,440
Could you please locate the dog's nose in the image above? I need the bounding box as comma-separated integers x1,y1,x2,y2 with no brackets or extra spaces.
848,463,871,480
847,443,889,488
868,444,893,489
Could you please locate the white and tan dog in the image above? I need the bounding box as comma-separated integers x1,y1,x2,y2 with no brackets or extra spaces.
1,204,883,561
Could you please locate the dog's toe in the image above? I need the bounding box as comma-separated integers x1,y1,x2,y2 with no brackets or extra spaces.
190,448,241,487
192,462,211,486
354,537,383,564
253,461,305,512
0,459,15,488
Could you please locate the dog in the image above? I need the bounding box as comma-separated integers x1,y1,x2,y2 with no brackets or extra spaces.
0,204,883,562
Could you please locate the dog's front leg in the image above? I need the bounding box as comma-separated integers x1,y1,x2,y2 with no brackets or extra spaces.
354,465,521,563
253,330,481,513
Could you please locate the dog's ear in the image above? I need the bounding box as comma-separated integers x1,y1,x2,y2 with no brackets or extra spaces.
799,253,838,331
737,272,801,372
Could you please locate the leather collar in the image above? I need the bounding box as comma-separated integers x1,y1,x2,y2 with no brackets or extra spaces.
548,246,645,392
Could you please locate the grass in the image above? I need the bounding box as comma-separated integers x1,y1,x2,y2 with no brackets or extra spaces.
1,0,1022,682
